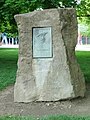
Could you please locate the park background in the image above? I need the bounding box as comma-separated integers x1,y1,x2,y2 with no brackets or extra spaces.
0,0,90,120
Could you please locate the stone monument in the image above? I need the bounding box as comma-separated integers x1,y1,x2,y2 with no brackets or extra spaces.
14,8,85,102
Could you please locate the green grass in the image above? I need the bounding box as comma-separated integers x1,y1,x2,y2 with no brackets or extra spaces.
0,49,90,119
41,115,90,120
0,49,90,90
0,116,35,120
76,51,90,83
0,48,18,90
0,115,90,120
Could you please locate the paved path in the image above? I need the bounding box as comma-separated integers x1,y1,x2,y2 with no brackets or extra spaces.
0,45,18,48
75,45,90,51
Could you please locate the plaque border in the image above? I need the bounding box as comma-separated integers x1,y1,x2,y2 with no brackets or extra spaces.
32,26,53,59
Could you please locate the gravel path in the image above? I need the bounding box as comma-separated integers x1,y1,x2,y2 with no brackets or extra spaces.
0,83,90,117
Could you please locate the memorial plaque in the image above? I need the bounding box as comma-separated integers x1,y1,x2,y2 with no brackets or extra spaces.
32,27,52,58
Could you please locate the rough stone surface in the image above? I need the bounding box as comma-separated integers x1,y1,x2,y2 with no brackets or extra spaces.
14,8,86,102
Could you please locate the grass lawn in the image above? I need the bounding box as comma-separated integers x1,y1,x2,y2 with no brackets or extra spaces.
0,48,18,90
0,49,90,91
76,51,90,83
0,49,90,119
0,115,90,120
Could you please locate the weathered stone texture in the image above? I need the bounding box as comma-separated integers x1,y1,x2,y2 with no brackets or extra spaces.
14,8,85,102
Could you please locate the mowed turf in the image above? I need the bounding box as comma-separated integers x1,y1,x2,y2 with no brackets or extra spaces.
76,51,90,83
0,48,90,90
0,48,18,90
0,49,90,119
0,115,90,120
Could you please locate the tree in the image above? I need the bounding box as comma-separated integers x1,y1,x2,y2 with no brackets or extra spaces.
77,0,90,37
77,0,90,17
77,0,90,25
78,17,90,37
0,0,78,36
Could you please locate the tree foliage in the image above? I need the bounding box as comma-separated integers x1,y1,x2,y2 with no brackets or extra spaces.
77,0,90,17
78,17,90,37
77,0,90,37
0,0,89,36
77,0,90,25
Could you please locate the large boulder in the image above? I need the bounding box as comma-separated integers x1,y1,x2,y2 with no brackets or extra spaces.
14,8,85,102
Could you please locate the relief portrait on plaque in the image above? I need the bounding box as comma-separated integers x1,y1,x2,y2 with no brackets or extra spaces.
32,27,52,58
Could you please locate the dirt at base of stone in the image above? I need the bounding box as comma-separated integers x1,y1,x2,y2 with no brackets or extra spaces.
0,83,90,117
